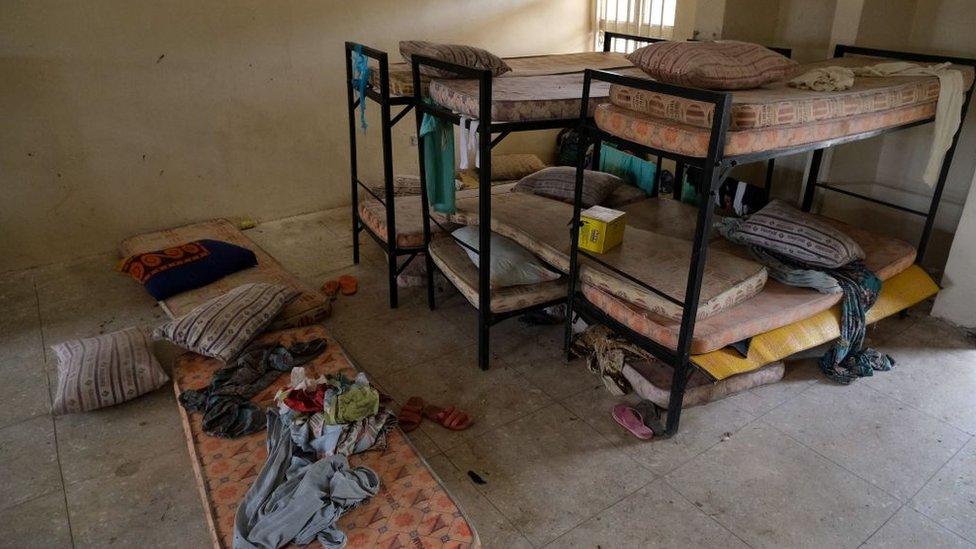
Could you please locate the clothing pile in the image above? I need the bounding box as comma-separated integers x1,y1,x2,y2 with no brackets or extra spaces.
571,324,652,395
234,368,396,549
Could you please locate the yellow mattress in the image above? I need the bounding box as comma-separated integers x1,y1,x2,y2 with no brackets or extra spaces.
370,51,633,97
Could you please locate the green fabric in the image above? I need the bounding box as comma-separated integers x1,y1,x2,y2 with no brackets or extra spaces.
420,101,456,214
599,144,657,194
335,385,380,424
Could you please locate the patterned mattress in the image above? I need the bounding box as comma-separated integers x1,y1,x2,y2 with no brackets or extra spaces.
371,51,632,97
358,182,517,249
119,219,330,330
175,325,479,548
428,235,567,314
429,67,647,122
447,193,768,322
595,58,974,158
581,198,919,355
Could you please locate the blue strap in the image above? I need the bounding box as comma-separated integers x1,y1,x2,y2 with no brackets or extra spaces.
351,45,370,132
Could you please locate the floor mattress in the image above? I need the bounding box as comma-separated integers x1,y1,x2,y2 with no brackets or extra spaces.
119,219,330,329
174,324,479,548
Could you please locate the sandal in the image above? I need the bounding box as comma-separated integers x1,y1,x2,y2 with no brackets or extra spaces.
424,404,473,431
338,275,358,296
612,404,654,440
398,396,425,433
321,280,340,298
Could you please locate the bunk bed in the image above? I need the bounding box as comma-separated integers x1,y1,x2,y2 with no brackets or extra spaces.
343,33,658,309
407,33,668,370
558,44,976,436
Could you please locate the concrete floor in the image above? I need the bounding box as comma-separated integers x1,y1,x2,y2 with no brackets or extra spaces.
2,206,976,549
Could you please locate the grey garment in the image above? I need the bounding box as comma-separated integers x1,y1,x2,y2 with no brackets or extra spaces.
234,410,380,549
715,217,843,294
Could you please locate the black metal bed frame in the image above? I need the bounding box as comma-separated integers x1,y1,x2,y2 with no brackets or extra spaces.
563,44,976,437
408,32,663,370
345,42,419,309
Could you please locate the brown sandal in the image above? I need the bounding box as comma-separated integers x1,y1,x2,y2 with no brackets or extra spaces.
321,280,340,299
398,397,425,432
424,404,473,431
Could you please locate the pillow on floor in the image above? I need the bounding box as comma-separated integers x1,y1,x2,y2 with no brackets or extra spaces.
400,40,511,78
452,226,560,288
52,327,169,414
154,283,299,362
726,199,864,268
119,239,257,301
514,167,622,208
627,41,797,90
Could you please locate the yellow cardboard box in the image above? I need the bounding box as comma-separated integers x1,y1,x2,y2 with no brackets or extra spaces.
579,205,626,253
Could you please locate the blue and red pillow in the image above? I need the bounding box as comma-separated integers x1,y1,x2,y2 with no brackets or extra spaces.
119,239,257,300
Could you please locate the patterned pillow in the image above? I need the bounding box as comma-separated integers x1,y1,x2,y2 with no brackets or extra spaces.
514,167,623,207
119,239,258,301
399,40,511,78
626,41,797,90
52,327,169,414
732,200,864,268
154,283,299,362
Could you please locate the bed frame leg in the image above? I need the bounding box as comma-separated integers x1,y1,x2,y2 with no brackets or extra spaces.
801,148,824,212
345,46,361,266
426,254,436,311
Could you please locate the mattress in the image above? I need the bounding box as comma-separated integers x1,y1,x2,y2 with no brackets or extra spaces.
447,193,768,321
428,234,567,314
371,51,633,97
430,67,648,122
119,219,330,330
173,325,479,548
358,182,517,248
596,58,974,157
581,198,919,356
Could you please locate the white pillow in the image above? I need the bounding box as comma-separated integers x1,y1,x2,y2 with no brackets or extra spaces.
452,226,560,288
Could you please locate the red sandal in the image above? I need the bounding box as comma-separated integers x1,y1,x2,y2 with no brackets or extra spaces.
424,404,473,431
398,397,425,433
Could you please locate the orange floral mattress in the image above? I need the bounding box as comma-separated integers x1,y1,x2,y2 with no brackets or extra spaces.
594,59,974,158
119,219,330,330
174,325,479,549
371,51,632,97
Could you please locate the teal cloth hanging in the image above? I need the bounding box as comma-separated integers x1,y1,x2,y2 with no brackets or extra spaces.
599,144,657,194
420,100,456,214
351,45,370,132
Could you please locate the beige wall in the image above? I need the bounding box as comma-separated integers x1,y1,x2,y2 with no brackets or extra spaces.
0,0,590,272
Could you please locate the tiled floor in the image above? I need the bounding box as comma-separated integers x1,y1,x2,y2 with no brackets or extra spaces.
2,207,975,548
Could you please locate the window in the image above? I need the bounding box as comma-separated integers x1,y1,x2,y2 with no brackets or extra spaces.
594,0,677,52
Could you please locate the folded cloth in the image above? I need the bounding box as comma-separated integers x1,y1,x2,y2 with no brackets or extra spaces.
851,61,964,186
788,66,855,91
234,410,380,549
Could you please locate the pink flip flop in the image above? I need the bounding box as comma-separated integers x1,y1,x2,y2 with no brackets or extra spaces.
612,404,655,440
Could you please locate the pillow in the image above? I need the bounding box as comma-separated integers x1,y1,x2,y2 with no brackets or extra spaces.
52,327,169,414
728,199,864,268
452,226,560,288
154,283,299,362
119,239,257,301
399,40,512,78
626,40,797,90
514,167,623,208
